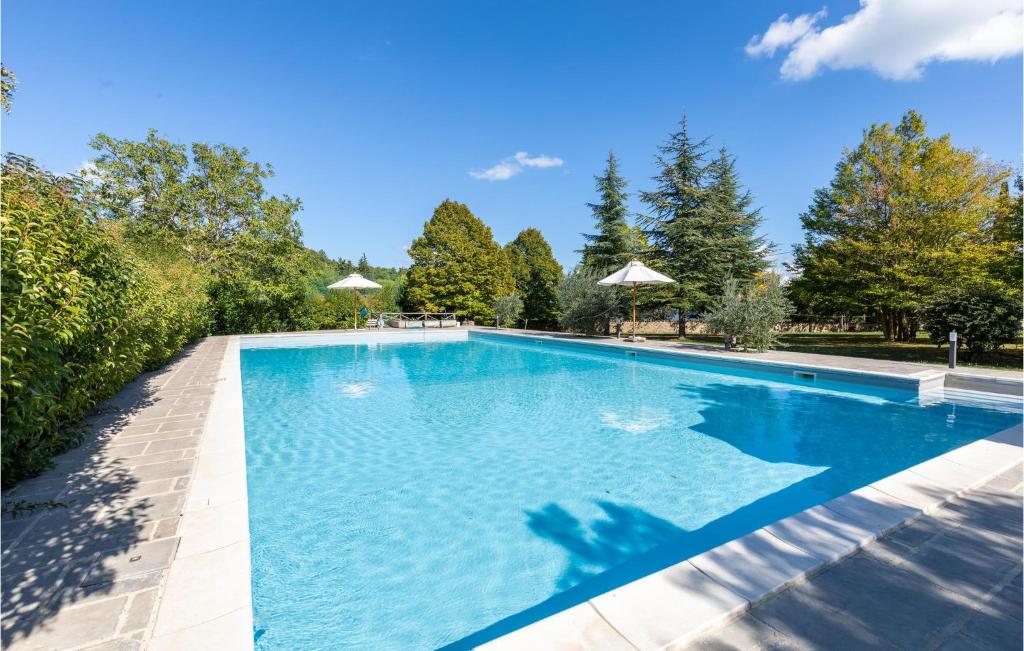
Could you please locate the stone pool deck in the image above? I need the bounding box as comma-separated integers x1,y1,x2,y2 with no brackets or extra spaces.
691,464,1023,651
1,330,1021,650
2,337,228,651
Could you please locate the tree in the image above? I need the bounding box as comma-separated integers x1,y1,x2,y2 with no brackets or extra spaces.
1,65,16,113
702,147,771,280
639,116,710,337
557,267,619,335
494,294,524,328
988,176,1023,301
789,110,1014,341
87,130,324,334
581,151,633,272
923,284,1020,359
638,117,766,335
357,253,370,273
505,228,563,328
405,200,513,322
704,274,793,351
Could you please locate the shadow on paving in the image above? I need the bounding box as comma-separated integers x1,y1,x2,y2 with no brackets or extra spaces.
696,471,1023,651
440,381,1020,650
0,341,207,646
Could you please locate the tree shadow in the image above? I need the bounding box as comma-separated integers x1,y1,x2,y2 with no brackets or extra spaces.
1,339,211,646
441,379,1020,650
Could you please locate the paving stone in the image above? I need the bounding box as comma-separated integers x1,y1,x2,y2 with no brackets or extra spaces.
120,588,159,633
144,436,200,454
747,590,897,651
689,613,806,651
2,596,128,650
804,553,976,648
128,459,194,483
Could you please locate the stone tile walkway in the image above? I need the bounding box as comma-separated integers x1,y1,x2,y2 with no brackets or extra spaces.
690,464,1024,651
1,337,227,651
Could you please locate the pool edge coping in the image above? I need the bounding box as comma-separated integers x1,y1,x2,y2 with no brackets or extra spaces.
481,422,1024,650
470,329,951,393
149,335,254,650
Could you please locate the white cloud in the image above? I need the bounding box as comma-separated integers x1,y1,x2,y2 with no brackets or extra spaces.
470,151,564,181
747,0,1023,80
745,10,827,58
512,151,563,168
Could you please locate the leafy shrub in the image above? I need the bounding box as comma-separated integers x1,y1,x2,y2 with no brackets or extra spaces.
1,157,210,486
557,268,619,335
923,285,1021,357
704,274,793,351
494,294,524,327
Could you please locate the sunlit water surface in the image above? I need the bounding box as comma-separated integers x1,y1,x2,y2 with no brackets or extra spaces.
241,334,1020,650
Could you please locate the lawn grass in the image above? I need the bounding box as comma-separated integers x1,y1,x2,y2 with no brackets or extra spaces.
654,331,1023,370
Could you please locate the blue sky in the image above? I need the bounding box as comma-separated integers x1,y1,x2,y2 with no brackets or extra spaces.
4,1,1022,269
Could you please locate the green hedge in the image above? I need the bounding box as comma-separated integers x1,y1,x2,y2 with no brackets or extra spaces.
1,157,210,486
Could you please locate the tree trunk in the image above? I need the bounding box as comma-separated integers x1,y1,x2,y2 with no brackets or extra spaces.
678,307,686,338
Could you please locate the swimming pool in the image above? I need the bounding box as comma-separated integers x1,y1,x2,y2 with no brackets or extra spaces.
240,332,1021,649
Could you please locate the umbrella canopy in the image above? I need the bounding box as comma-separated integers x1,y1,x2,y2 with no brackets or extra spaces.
328,273,382,290
597,260,675,341
597,260,675,286
329,273,383,329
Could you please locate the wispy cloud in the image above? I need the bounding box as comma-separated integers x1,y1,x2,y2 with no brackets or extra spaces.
747,0,1023,80
469,151,564,181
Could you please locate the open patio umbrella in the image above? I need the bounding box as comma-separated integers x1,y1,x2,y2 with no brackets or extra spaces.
328,273,382,330
598,260,676,341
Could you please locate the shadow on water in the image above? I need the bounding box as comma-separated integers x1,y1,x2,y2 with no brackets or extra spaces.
440,380,1019,650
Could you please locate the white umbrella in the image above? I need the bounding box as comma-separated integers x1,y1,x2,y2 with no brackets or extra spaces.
329,273,382,330
598,260,676,341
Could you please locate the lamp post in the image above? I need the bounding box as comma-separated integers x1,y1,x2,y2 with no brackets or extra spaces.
948,330,957,369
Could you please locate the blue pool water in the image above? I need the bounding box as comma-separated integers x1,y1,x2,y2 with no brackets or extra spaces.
241,333,1020,650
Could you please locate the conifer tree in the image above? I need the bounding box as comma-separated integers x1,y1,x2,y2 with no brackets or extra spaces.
639,115,712,335
702,147,771,281
581,151,632,273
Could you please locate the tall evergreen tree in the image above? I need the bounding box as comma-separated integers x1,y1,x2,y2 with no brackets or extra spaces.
357,252,370,273
639,115,712,335
702,147,771,280
581,151,632,273
405,199,513,322
505,227,563,328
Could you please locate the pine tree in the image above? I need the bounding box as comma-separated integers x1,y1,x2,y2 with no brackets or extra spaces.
505,228,563,328
639,115,712,335
702,147,771,282
357,252,370,273
581,151,632,273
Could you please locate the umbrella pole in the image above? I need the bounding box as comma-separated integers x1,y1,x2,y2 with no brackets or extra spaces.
353,288,358,330
632,282,637,340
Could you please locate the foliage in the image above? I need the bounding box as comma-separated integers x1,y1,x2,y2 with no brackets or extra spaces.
557,267,620,335
581,151,633,273
505,227,563,328
704,279,747,346
405,199,513,322
88,130,318,334
788,110,1015,341
494,294,525,327
704,274,793,351
1,64,16,112
923,284,1021,357
639,116,769,332
0,156,209,486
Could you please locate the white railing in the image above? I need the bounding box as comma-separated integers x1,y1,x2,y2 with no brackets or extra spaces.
371,312,459,329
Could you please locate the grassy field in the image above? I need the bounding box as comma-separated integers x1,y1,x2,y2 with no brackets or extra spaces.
654,331,1023,370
